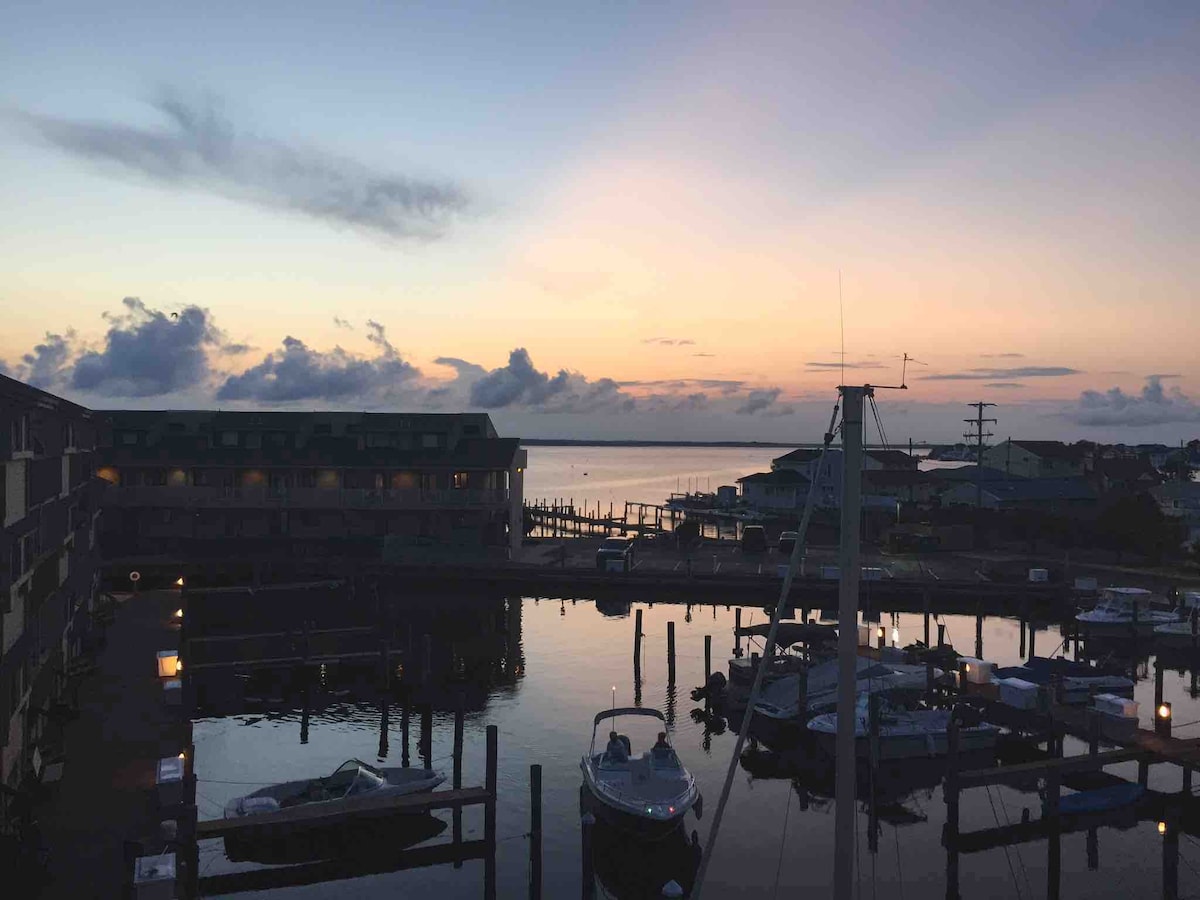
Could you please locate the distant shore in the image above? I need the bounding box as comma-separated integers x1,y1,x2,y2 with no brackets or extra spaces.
520,438,938,449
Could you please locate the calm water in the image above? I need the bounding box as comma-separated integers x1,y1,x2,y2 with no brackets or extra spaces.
193,596,1200,899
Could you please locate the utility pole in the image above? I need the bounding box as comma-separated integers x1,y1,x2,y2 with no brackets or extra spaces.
964,402,997,510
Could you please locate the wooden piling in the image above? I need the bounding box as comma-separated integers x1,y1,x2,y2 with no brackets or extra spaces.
401,688,411,768
1087,825,1099,871
945,715,961,900
1046,752,1061,900
704,635,712,687
667,621,676,687
734,608,742,657
1164,804,1179,900
420,704,433,769
937,622,946,649
453,693,465,865
530,764,543,900
484,724,498,900
1029,624,1037,660
1019,618,1027,658
1155,660,1165,713
974,608,983,660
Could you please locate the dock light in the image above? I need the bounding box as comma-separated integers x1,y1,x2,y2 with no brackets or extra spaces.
877,626,885,639
1159,820,1168,835
173,609,183,619
178,751,185,760
1156,701,1172,737
175,577,184,587
156,650,179,678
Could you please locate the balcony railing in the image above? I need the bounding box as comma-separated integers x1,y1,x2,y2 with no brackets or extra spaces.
102,485,511,509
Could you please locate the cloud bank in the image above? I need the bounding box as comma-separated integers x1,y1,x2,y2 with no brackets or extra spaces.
22,92,469,240
1064,376,1200,427
924,366,1080,381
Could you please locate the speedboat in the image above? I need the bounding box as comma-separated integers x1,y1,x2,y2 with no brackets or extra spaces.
223,759,445,823
581,707,700,840
807,695,999,760
993,656,1134,704
1076,587,1180,635
753,656,935,723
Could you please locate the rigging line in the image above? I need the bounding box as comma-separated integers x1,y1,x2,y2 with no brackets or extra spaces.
771,784,794,899
994,780,1034,899
692,394,843,900
983,784,1024,900
840,270,845,389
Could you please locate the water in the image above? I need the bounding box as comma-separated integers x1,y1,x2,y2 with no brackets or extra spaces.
193,597,1200,899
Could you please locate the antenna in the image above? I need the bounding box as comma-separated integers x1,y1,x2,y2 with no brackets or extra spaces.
896,353,927,389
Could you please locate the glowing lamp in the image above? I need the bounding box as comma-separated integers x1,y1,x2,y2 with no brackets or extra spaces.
1156,701,1172,737
668,806,675,814
964,664,972,673
877,626,885,639
156,650,180,678
175,577,185,587
892,627,899,645
1159,820,1168,835
173,609,183,619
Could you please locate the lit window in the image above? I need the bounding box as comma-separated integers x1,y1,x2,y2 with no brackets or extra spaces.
453,472,468,489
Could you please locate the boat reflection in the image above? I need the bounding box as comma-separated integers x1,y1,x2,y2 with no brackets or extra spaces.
223,811,447,864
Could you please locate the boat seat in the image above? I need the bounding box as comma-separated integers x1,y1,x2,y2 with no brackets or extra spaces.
629,753,652,784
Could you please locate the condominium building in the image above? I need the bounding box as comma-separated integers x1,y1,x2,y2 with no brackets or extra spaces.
1,375,102,787
97,410,526,561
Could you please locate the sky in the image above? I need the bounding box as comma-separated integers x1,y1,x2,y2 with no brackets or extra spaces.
2,2,1199,443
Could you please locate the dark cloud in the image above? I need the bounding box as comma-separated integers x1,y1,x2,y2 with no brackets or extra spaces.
692,352,716,358
1063,376,1200,427
923,366,1080,381
216,322,418,403
642,337,696,346
220,342,254,355
467,348,636,414
617,378,745,394
805,361,887,369
433,356,488,380
17,331,74,390
71,298,221,397
980,352,1025,359
22,92,469,240
332,317,353,330
736,387,794,416
982,382,1025,389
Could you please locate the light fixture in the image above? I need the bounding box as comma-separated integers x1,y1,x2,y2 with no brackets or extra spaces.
964,664,972,673
178,751,185,760
173,609,183,619
1159,820,1168,835
877,626,885,639
892,627,899,645
175,577,185,587
1159,704,1171,720
1156,701,1172,737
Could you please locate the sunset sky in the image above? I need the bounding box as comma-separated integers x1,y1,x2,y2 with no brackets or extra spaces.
3,2,1199,442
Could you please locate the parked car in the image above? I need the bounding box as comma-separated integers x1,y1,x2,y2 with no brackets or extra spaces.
741,525,767,553
596,536,636,572
777,531,799,555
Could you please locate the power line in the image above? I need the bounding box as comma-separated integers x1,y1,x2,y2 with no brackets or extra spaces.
964,402,997,510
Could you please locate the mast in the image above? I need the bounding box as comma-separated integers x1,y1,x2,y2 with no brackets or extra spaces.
834,385,869,899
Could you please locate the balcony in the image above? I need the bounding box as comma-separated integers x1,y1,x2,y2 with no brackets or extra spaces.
102,485,511,510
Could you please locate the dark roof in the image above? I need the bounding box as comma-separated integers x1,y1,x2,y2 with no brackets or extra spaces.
862,469,928,487
975,478,1097,503
1009,440,1085,463
864,449,918,469
926,466,1015,483
772,448,822,465
1093,457,1161,482
737,470,811,485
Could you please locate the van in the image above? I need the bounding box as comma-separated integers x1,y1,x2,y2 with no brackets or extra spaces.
596,536,636,572
741,525,767,554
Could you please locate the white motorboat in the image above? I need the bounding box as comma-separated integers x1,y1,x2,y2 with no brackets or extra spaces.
753,655,935,723
807,696,999,760
993,656,1134,704
580,707,700,840
1076,587,1180,635
223,759,445,822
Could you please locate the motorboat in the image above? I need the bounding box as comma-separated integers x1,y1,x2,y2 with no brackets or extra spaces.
807,696,999,760
1076,587,1180,635
753,655,935,723
581,707,700,840
223,759,445,822
1153,615,1200,649
993,656,1134,704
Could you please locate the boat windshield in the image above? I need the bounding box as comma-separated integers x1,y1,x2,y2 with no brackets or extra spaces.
347,766,385,796
325,760,383,797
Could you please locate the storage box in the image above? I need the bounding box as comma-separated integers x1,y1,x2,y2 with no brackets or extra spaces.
957,657,995,685
997,677,1039,710
1028,568,1049,583
133,852,177,900
820,565,840,580
1093,693,1138,718
156,755,184,806
163,678,182,707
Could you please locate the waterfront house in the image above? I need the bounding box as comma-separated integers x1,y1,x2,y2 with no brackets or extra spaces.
941,477,1097,513
980,440,1086,480
1150,482,1200,549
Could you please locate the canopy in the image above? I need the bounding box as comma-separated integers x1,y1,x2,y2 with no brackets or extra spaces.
593,707,666,726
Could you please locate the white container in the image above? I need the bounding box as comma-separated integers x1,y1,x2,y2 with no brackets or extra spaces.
820,565,840,580
957,657,995,685
133,852,177,900
1074,576,1098,591
997,677,1039,710
1028,568,1049,583
163,678,182,707
861,567,884,581
1093,693,1138,718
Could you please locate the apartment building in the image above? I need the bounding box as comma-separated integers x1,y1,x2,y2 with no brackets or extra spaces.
97,410,526,561
1,375,102,787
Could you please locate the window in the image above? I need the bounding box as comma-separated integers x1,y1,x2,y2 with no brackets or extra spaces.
220,431,239,447
62,422,76,449
421,433,441,449
244,432,262,449
453,472,468,489
11,414,30,452
119,431,139,446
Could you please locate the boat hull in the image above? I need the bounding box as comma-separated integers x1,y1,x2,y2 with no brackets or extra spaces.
582,781,691,841
812,727,997,761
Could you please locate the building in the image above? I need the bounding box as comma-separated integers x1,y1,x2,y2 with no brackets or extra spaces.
736,469,811,512
980,440,1086,480
736,447,915,512
96,410,526,561
1151,482,1200,549
2,375,102,788
1087,456,1162,495
941,477,1097,513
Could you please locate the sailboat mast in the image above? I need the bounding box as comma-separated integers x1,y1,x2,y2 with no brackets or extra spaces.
834,385,868,899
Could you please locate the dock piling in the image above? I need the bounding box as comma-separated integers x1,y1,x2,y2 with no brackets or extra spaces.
485,724,498,900
1046,754,1062,900
581,810,596,900
401,688,411,768
1155,660,1165,713
974,608,983,660
945,714,961,900
1164,805,1179,900
703,635,712,694
734,608,742,657
667,621,676,688
937,622,946,649
453,693,465,865
530,764,543,900
420,704,433,769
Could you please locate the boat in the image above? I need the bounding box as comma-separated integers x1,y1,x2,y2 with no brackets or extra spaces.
580,707,700,840
807,696,999,760
753,655,935,723
1054,783,1144,816
1153,615,1200,649
1075,587,1180,635
993,656,1134,704
223,759,445,824
224,810,447,864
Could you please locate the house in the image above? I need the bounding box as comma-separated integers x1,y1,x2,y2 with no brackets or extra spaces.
980,440,1086,479
1087,456,1162,494
97,410,526,560
736,469,812,512
1152,482,1200,549
2,375,103,787
861,469,936,505
941,477,1097,513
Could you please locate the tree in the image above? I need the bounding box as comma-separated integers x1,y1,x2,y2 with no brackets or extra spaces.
1095,493,1183,563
